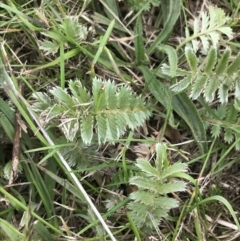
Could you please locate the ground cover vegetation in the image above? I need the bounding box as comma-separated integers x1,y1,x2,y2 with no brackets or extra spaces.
0,0,240,240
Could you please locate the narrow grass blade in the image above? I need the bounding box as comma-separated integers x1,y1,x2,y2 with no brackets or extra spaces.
134,15,145,65
194,195,240,231
172,93,207,155
147,0,181,55
91,19,115,75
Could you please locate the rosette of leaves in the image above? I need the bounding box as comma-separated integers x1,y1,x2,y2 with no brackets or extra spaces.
31,77,151,145
128,143,188,230
184,6,232,54
162,47,240,104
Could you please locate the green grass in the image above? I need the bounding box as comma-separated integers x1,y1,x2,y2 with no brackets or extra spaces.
1,0,240,240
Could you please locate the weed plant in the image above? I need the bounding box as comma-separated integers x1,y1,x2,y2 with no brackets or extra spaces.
0,0,240,240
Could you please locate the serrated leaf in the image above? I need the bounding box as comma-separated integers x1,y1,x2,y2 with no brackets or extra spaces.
50,87,75,106
129,176,158,191
224,127,233,143
117,86,131,109
204,48,217,74
116,112,127,136
135,159,159,177
105,80,117,110
184,6,233,53
158,44,178,77
211,125,221,138
129,190,156,206
156,181,186,194
96,113,107,144
161,162,188,179
170,76,191,92
215,48,231,75
227,53,240,75
190,75,207,99
39,40,59,55
204,75,220,102
60,119,79,141
61,17,87,40
81,114,93,145
185,47,198,72
106,113,118,140
69,80,91,103
154,197,179,209
218,84,228,103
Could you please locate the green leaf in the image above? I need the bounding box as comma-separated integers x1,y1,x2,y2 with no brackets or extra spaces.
204,75,220,102
215,48,231,75
135,159,159,177
156,181,186,194
158,44,177,77
96,113,107,144
227,53,240,74
190,75,207,100
0,218,23,241
81,114,93,145
155,143,167,172
179,6,233,53
39,40,59,55
170,76,191,92
147,0,181,54
129,190,156,206
154,197,179,209
185,47,198,72
61,17,87,41
138,65,172,109
134,15,145,65
204,48,217,74
161,162,188,179
50,87,75,106
60,118,79,142
129,176,158,190
69,80,91,103
172,93,207,155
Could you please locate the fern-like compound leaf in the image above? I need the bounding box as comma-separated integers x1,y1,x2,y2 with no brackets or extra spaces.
32,77,151,144
184,6,232,54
